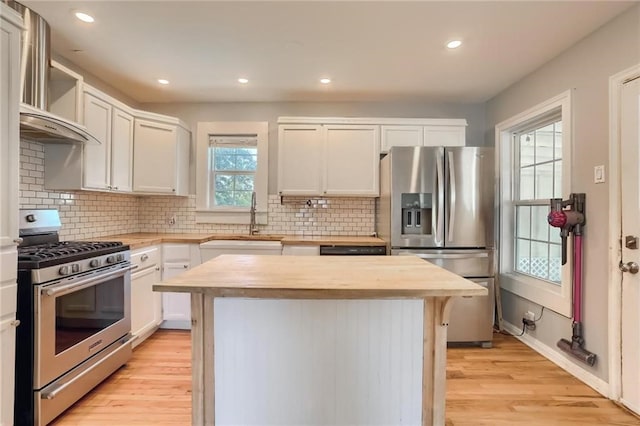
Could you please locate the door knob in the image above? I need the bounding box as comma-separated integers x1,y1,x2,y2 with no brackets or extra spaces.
619,261,639,274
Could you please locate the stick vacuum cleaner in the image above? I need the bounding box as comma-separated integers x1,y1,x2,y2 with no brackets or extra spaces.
548,193,596,366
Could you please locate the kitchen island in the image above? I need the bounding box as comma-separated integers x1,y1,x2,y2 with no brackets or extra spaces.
154,255,487,426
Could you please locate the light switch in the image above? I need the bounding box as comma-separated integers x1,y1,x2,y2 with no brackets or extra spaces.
594,165,605,184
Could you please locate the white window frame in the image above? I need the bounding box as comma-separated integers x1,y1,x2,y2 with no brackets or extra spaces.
195,121,268,224
496,90,573,317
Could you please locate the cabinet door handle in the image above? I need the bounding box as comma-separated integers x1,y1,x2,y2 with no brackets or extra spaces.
172,188,176,192
141,254,149,261
10,320,20,327
183,264,188,269
155,267,160,271
13,238,23,245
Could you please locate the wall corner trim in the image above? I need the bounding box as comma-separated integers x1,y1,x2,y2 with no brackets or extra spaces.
502,321,610,398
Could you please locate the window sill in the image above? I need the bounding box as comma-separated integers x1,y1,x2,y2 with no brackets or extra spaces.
500,271,571,317
195,210,267,225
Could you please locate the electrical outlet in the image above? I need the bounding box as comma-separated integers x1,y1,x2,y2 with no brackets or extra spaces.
168,215,176,226
522,311,536,331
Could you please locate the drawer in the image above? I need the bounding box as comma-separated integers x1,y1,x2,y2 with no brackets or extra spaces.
163,243,191,261
131,246,160,269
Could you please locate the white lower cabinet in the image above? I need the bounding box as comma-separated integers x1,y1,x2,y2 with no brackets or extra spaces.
161,262,191,329
160,244,201,330
1,5,22,426
282,245,320,256
130,246,161,348
0,317,17,426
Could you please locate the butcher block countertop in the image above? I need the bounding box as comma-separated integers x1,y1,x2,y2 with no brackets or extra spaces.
91,232,385,250
154,254,487,299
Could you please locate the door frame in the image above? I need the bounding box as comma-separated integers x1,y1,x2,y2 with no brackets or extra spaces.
607,63,640,401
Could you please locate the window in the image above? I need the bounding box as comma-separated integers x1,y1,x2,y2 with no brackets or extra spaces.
514,120,563,284
209,137,258,208
496,91,572,316
195,122,268,224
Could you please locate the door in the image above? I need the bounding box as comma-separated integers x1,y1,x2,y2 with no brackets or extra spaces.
324,124,380,196
621,76,640,415
380,125,423,153
37,266,131,387
83,93,112,190
133,120,177,193
445,147,494,248
111,107,134,192
277,124,323,196
161,262,191,329
389,146,444,248
131,267,157,339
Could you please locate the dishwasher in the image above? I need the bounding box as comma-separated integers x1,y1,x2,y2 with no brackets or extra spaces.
319,245,387,256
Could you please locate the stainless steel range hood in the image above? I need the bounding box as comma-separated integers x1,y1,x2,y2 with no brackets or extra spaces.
5,1,99,144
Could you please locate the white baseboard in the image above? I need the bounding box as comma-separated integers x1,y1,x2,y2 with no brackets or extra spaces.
503,321,610,397
160,320,191,330
620,398,640,416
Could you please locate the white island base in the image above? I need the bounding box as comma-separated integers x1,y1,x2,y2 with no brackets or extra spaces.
156,255,487,426
213,298,424,425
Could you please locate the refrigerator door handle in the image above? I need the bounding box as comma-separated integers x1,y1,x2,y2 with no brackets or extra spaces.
410,252,489,259
447,150,456,242
436,150,445,244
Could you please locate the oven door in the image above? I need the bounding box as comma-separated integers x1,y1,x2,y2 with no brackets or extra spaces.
35,262,131,388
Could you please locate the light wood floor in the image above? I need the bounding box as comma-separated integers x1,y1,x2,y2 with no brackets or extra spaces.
51,330,640,426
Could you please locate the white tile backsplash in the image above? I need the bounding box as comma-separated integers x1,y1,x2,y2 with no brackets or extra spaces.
20,140,376,238
19,140,139,240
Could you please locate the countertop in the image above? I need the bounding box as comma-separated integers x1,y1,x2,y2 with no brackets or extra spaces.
154,254,487,299
91,232,385,250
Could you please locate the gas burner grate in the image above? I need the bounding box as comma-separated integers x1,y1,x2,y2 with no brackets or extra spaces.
18,241,126,268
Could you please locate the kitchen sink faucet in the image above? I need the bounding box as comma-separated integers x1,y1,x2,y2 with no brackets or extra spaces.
249,191,258,235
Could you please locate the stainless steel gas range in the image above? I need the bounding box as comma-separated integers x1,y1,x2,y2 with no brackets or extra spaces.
14,209,133,426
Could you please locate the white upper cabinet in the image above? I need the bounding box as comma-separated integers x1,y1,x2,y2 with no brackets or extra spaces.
423,124,465,147
278,119,380,197
83,93,111,190
110,108,134,192
324,125,379,196
379,119,467,153
44,86,135,193
381,125,423,151
133,117,190,195
277,124,323,195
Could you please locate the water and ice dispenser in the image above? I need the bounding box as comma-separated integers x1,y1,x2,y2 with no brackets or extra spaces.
401,193,432,235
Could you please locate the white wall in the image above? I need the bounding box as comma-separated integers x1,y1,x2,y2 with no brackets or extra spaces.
485,5,640,381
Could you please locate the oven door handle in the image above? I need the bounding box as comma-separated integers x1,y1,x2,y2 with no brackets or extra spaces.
43,265,131,297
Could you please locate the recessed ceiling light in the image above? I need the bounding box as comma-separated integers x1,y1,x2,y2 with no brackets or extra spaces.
238,78,249,84
446,40,462,49
320,78,331,84
157,79,170,85
74,12,95,23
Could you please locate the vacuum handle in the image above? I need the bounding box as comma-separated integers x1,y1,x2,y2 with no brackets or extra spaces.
558,229,569,265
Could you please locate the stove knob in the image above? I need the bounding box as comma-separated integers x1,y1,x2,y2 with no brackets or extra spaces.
89,259,101,268
71,264,80,273
58,266,70,276
116,254,124,262
106,256,116,264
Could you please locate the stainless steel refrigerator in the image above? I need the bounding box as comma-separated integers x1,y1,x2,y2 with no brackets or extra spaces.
378,146,495,346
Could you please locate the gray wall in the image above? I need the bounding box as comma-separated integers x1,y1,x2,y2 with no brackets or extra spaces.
485,5,640,381
140,101,486,194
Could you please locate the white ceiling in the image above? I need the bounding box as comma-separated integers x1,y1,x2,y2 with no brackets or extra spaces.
23,1,636,104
